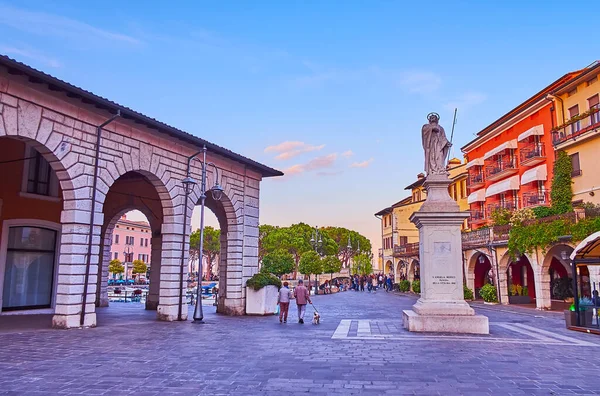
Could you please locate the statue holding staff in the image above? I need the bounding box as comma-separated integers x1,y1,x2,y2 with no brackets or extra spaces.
421,112,452,176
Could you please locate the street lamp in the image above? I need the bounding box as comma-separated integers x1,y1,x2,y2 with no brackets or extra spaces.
123,245,132,282
310,226,323,295
184,145,223,324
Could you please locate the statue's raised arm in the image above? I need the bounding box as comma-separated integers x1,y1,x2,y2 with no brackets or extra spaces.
421,112,451,176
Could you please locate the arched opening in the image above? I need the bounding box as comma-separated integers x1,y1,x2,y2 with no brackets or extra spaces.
193,188,242,315
385,260,393,275
0,135,69,323
540,244,574,310
473,254,493,299
395,260,405,283
96,171,168,323
407,259,420,282
506,255,535,305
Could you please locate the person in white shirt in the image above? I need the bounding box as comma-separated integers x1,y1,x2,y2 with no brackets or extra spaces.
277,282,292,323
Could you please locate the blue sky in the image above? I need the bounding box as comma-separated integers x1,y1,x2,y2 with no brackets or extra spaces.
1,1,598,255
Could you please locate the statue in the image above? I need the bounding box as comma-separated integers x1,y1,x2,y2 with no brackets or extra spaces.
422,113,451,176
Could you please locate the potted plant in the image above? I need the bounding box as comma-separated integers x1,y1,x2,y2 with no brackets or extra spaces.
245,272,282,315
411,280,420,294
551,277,574,303
508,284,531,304
480,284,498,304
463,284,474,301
399,280,411,292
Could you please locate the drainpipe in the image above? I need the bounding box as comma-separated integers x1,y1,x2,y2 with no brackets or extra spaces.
80,110,121,327
547,94,565,125
178,151,202,321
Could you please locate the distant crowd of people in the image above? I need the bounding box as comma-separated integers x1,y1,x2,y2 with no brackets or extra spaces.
349,273,398,292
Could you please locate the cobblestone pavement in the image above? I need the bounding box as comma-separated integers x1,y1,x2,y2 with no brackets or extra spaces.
1,290,600,395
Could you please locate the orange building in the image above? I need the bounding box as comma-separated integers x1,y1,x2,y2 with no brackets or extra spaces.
462,71,581,228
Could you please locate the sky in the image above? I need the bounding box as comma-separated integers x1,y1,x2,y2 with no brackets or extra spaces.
1,1,599,257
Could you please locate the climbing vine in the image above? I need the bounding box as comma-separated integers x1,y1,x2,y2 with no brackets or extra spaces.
550,150,573,215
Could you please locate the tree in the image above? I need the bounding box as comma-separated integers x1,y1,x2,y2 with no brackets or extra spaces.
298,250,323,290
258,224,277,263
351,253,373,276
132,260,147,277
322,255,342,280
261,250,295,277
262,223,313,277
322,227,372,268
108,259,124,279
189,226,220,280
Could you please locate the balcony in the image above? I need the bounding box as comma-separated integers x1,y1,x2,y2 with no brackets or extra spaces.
485,158,518,182
467,172,485,191
552,106,600,146
519,143,546,167
487,201,518,215
393,242,420,257
469,209,486,226
522,191,550,208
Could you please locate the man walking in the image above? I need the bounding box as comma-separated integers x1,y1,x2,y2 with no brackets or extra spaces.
278,281,292,323
294,279,311,324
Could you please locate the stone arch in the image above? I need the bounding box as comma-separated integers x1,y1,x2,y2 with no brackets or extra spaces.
395,260,404,282
96,170,171,317
538,243,575,309
407,259,420,282
385,260,393,275
500,251,536,306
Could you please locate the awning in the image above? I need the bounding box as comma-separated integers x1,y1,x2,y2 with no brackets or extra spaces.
518,125,544,142
521,164,547,185
571,231,600,261
483,139,518,160
466,157,484,169
467,189,486,204
485,175,520,197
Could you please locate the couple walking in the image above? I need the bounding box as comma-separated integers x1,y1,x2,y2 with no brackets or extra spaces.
277,280,312,324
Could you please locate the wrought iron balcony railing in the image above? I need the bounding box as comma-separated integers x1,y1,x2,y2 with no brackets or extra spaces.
522,191,550,208
519,143,546,166
552,106,600,146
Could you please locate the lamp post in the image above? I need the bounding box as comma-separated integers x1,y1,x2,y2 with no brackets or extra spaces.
182,145,223,324
123,245,132,282
310,226,323,295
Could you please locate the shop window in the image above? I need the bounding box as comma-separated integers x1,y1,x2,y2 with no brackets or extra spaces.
2,226,57,311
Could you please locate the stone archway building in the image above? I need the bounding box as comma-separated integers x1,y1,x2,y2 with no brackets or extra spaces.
0,55,281,328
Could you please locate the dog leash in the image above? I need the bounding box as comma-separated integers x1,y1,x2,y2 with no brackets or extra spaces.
310,302,319,314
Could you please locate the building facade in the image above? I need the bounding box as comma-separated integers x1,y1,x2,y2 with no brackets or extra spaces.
0,55,281,328
109,214,152,279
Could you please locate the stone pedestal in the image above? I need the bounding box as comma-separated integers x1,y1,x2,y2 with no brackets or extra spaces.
403,174,489,334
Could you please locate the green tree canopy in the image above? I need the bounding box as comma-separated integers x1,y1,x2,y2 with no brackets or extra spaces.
109,259,124,275
131,260,147,275
322,227,372,267
322,255,342,277
259,224,277,262
351,253,373,276
551,150,573,215
261,250,295,277
298,250,323,277
190,226,220,278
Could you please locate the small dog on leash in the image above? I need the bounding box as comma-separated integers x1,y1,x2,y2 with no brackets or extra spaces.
312,311,320,325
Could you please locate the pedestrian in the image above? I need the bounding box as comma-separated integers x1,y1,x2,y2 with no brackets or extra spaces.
277,281,292,323
378,273,383,288
293,279,312,324
360,276,365,292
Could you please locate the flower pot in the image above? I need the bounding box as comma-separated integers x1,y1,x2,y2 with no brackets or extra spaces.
565,309,594,328
246,285,279,315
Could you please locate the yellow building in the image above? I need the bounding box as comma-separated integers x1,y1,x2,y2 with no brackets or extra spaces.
375,158,469,281
551,61,600,205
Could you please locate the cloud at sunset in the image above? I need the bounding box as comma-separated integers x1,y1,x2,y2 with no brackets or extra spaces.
341,150,354,158
264,141,325,160
282,153,338,177
350,158,374,168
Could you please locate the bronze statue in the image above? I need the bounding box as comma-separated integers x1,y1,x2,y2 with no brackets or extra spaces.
422,112,451,176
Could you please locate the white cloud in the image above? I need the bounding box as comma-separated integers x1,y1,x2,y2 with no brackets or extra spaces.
350,158,374,168
281,153,338,177
341,150,354,159
264,141,325,160
397,71,442,94
444,92,487,111
0,4,141,45
0,45,61,68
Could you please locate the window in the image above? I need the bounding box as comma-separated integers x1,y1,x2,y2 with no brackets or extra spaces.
114,234,119,244
138,254,142,261
568,105,581,133
140,238,144,247
589,94,600,125
587,76,598,86
26,149,55,196
145,238,148,247
3,226,56,311
570,153,582,177
114,252,118,260
567,87,578,97
399,236,408,246
130,237,134,246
